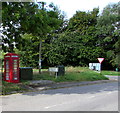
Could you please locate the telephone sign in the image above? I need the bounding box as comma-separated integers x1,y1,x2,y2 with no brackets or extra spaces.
4,53,20,83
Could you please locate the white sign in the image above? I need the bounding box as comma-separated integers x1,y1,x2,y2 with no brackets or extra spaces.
97,58,104,64
5,56,10,57
89,63,100,71
11,56,18,57
49,67,58,72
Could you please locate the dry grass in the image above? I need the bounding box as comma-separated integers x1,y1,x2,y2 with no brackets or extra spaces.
65,66,89,73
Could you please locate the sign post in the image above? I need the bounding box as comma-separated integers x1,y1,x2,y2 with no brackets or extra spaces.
97,58,104,74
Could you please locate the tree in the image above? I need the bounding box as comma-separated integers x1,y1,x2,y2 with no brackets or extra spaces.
45,9,103,66
96,2,120,68
2,2,65,68
2,2,38,52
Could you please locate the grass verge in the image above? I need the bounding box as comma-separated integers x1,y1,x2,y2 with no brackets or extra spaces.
2,80,31,95
101,70,120,76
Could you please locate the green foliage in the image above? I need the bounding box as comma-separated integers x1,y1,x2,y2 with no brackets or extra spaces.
2,1,119,69
14,33,39,67
96,2,120,67
2,2,38,52
2,2,65,67
46,8,102,66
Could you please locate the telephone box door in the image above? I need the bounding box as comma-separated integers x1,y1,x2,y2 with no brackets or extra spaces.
12,58,19,82
4,59,10,81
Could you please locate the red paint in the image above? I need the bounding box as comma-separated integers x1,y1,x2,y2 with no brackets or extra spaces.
97,58,104,64
4,53,19,83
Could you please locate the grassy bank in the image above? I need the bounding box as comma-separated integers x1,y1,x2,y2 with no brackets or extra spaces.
2,66,110,95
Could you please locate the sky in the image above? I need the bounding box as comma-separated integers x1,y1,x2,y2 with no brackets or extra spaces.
36,0,119,19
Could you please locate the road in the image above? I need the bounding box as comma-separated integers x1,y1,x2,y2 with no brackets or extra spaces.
105,75,119,81
2,81,118,111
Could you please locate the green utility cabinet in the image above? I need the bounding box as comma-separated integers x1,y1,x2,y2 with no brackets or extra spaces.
57,65,65,76
19,67,33,80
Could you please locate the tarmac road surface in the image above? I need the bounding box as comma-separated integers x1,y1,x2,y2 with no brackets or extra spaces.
2,81,119,111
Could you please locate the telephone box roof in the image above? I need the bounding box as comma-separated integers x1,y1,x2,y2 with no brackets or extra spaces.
5,53,19,56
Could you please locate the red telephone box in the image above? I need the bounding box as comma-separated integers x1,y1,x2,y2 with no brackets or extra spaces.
4,53,19,83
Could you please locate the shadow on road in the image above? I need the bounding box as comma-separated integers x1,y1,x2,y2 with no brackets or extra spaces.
22,82,118,96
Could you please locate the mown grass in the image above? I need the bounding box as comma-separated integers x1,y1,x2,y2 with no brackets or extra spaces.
2,66,111,95
101,70,120,76
33,66,108,82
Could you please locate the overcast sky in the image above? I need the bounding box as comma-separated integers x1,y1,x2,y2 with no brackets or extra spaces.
36,0,119,19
